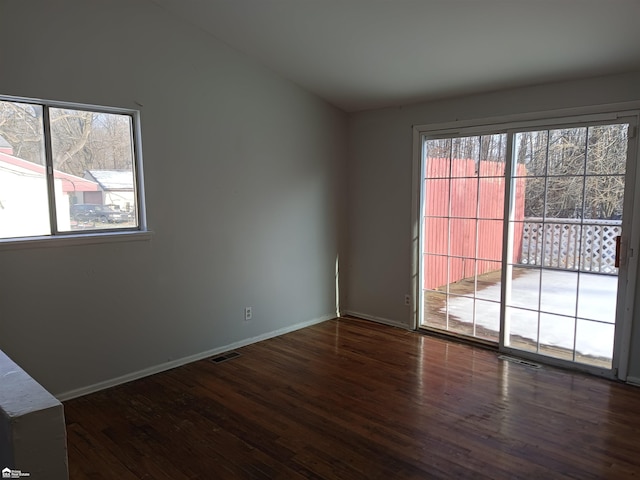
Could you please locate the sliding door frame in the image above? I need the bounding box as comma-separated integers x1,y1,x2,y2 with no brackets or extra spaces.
411,102,640,380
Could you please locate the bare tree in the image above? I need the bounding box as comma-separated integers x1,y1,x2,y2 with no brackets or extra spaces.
425,125,627,221
516,125,627,219
88,113,133,170
0,100,134,178
0,101,45,164
50,108,95,174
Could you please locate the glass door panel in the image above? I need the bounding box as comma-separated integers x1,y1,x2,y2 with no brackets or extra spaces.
421,134,507,341
504,124,628,369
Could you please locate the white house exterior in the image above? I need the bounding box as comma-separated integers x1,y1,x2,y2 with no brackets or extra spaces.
0,150,99,238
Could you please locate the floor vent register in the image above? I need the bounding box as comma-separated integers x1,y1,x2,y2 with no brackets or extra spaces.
210,351,241,364
498,355,541,369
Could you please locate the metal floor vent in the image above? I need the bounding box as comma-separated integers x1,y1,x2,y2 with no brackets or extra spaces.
498,355,541,369
210,351,241,364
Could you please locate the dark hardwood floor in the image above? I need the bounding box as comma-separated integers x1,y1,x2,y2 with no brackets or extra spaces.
64,317,640,479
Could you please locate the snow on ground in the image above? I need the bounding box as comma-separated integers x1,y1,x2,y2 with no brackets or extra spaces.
445,270,618,359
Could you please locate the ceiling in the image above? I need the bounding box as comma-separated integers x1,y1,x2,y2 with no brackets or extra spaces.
151,0,640,112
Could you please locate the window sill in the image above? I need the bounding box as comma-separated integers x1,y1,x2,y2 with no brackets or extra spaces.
0,230,154,251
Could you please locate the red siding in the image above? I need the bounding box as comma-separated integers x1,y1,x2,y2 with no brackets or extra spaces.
423,158,525,290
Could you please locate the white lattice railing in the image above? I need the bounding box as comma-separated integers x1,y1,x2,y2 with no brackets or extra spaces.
520,218,621,274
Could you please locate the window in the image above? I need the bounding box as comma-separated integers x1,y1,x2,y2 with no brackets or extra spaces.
0,96,144,240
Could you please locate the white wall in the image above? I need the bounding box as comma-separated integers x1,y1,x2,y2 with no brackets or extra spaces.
345,72,640,376
0,0,346,397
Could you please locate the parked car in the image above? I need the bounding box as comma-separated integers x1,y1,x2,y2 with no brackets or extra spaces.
70,204,125,223
105,204,133,220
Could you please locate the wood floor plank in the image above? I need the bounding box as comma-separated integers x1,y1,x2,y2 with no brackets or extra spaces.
65,317,640,479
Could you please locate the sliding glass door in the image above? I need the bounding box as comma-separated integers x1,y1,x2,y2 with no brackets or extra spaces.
418,115,638,376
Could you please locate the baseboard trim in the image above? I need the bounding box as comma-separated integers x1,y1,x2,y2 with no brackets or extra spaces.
341,310,410,330
56,314,334,401
626,376,640,387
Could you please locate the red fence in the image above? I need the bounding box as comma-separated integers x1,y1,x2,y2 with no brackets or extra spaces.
423,159,526,290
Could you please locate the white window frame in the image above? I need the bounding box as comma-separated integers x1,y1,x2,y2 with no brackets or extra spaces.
0,94,150,249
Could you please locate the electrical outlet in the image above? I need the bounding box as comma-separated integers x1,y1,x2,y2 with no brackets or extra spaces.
244,307,252,321
404,294,411,306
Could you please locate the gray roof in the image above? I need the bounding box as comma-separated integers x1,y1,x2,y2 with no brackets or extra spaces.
87,170,134,191
0,135,11,149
